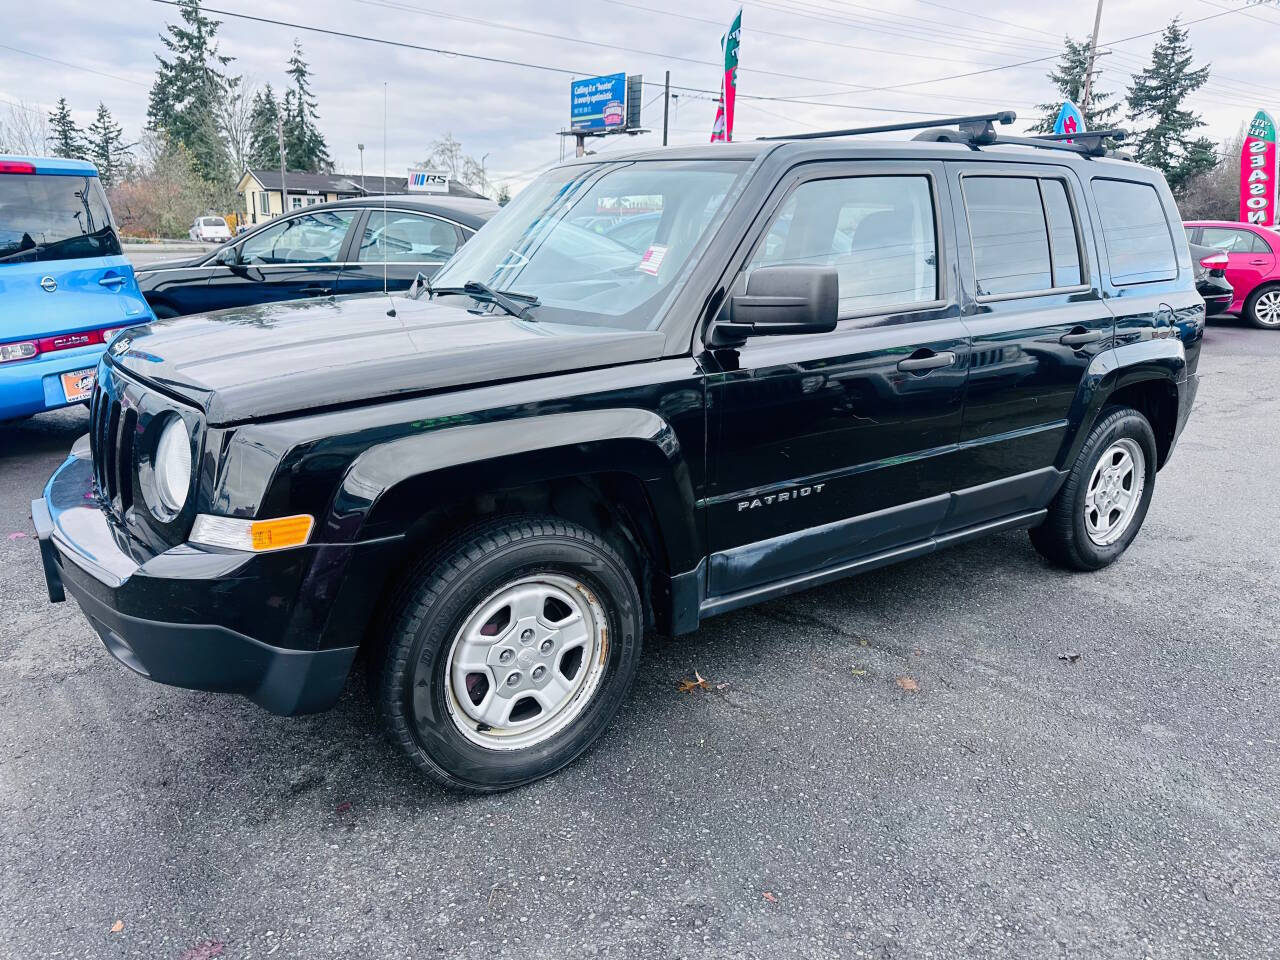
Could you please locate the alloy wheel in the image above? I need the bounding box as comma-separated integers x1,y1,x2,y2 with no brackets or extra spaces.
1254,289,1280,327
1083,438,1146,546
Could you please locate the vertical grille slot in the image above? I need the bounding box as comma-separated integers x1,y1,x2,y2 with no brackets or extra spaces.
117,408,137,512
103,400,121,502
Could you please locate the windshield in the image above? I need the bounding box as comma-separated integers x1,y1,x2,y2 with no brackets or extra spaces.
432,160,747,329
201,217,227,227
0,174,121,264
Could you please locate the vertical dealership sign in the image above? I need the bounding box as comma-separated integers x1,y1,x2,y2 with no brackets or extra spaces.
1240,109,1278,226
1053,101,1085,138
710,9,741,143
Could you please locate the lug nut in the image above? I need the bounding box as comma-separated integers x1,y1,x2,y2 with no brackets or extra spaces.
498,649,514,664
520,628,535,643
540,639,553,654
506,671,522,686
532,665,546,681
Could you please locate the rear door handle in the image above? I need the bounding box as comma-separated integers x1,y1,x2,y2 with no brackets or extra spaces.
897,350,956,372
300,285,331,295
1059,328,1102,346
98,275,125,287
1250,258,1269,265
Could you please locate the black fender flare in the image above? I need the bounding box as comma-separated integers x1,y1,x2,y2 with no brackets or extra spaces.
324,408,701,575
1058,337,1187,471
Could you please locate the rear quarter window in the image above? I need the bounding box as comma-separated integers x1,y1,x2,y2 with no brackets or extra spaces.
0,173,121,264
1091,178,1178,285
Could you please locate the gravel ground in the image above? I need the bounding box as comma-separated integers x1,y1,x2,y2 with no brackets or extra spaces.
0,318,1277,960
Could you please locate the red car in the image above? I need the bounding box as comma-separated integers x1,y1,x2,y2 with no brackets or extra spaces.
1183,220,1280,329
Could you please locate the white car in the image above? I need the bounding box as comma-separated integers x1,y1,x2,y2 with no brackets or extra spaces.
189,216,232,243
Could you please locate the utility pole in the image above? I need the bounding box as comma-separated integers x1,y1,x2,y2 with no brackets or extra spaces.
1080,0,1105,117
663,70,670,147
277,115,288,218
358,142,365,194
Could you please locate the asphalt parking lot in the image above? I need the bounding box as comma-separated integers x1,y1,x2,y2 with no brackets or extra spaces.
1,320,1277,960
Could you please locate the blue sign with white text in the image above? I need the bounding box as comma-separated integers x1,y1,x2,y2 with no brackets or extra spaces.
571,73,627,131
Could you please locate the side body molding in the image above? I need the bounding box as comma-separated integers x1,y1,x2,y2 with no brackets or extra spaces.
326,408,701,574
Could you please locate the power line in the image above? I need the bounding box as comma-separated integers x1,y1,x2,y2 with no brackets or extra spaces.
757,4,1251,99
603,0,1007,66
0,42,149,87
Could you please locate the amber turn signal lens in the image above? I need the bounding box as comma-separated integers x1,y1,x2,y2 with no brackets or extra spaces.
190,514,315,552
250,515,314,551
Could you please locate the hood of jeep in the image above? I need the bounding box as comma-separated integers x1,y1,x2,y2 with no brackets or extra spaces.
106,294,666,424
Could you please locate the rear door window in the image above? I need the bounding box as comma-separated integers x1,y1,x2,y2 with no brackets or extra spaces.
1200,227,1256,254
1091,179,1178,284
0,174,121,264
962,176,1053,295
357,212,460,262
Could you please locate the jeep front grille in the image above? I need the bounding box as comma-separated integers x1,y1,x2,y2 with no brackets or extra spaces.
88,371,135,513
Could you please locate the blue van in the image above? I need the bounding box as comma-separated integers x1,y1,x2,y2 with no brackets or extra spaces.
0,156,152,422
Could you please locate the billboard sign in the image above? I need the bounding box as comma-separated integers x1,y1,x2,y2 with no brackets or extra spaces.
408,169,450,194
571,73,627,132
1240,110,1278,227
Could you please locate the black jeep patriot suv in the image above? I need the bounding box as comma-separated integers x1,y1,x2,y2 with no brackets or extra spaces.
34,114,1203,792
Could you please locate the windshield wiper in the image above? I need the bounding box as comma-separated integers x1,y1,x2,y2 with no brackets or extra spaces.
433,279,539,320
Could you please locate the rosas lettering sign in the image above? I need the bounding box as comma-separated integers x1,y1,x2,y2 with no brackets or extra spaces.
1240,110,1278,227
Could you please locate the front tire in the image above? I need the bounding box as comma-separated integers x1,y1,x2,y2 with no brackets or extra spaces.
374,516,643,792
1030,406,1158,571
1244,285,1280,330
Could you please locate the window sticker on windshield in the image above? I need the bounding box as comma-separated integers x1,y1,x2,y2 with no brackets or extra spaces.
637,243,668,276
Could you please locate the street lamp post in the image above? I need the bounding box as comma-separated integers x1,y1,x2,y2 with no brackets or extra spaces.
480,152,490,198
358,143,365,194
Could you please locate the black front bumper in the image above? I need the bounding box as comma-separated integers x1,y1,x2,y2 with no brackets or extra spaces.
34,454,359,716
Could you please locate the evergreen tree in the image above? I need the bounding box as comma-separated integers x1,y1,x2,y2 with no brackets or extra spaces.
47,98,84,160
1031,36,1121,133
85,103,131,187
146,0,237,184
282,41,330,173
1126,18,1216,193
247,85,281,169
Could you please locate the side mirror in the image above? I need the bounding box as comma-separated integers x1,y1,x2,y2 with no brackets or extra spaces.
215,245,241,266
709,265,838,347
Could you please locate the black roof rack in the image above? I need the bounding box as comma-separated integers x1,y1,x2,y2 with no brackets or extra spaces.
760,110,1128,159
759,111,1015,143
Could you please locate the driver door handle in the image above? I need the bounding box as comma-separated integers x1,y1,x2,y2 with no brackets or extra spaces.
98,275,125,287
1059,327,1102,346
897,350,956,372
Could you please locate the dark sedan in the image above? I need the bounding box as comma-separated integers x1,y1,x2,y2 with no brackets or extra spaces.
1189,241,1233,317
137,195,498,317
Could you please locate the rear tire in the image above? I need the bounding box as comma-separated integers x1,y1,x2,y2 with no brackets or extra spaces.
1030,406,1157,571
374,516,643,793
1244,285,1280,329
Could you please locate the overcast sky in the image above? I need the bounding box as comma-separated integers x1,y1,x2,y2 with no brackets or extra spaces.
3,0,1279,190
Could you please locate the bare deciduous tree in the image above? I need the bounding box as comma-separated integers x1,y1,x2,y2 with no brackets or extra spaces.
218,79,257,178
0,101,50,156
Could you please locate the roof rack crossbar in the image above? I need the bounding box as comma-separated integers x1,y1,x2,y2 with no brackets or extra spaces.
758,111,1016,142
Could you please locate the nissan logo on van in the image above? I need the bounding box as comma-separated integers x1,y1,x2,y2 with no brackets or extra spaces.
40,276,57,292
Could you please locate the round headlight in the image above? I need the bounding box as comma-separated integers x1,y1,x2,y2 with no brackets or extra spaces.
154,416,192,514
